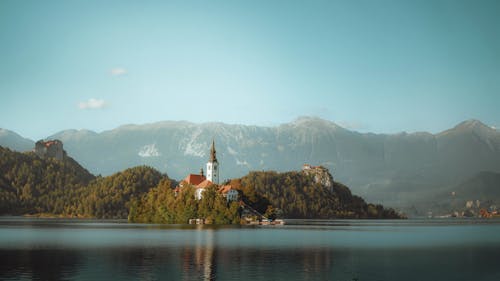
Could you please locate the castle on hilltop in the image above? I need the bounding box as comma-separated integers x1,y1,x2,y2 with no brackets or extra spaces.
302,164,334,192
34,139,66,161
177,140,239,202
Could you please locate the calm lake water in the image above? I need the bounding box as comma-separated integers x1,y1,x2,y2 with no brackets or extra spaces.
1,217,499,281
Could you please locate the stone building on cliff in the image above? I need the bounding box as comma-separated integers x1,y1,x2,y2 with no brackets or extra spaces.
34,139,65,160
302,164,334,192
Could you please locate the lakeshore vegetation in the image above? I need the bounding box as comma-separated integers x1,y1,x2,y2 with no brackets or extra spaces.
0,146,402,222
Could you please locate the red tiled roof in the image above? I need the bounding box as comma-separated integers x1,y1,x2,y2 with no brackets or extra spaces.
196,179,213,188
43,140,60,147
218,184,233,194
182,174,206,186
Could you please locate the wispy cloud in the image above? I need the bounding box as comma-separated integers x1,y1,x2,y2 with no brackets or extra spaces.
110,67,127,76
78,98,107,110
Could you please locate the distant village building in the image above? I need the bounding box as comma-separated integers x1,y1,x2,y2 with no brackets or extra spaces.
176,140,239,202
302,164,328,173
218,185,239,202
34,139,65,160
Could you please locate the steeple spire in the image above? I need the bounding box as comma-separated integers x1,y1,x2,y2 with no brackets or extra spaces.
206,139,219,184
209,139,217,162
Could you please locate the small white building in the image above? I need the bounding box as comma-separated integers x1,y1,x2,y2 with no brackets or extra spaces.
194,179,213,200
195,188,205,201
218,185,239,202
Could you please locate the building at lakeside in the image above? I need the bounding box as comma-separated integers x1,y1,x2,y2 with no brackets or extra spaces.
176,140,239,202
34,139,66,160
218,184,239,202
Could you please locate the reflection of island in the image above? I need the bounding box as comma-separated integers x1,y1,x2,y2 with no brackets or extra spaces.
182,227,217,281
0,249,81,281
0,226,344,280
177,227,339,280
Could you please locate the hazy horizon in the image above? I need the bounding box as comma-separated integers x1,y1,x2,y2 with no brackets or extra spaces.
1,116,498,142
1,0,499,140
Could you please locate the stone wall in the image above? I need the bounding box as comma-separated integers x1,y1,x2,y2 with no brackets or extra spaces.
302,164,334,192
34,140,65,160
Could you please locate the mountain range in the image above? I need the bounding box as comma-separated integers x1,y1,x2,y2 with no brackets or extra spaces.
1,117,499,214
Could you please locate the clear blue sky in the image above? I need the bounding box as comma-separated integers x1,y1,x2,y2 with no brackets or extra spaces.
1,0,499,140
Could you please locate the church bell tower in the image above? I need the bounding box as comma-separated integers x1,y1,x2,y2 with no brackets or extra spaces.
206,140,219,184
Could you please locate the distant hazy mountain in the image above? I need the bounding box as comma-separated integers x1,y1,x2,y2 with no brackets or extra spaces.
2,117,499,211
0,129,34,152
448,171,500,202
408,171,500,217
360,119,500,207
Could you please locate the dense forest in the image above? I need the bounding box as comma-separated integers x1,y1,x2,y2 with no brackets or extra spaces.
233,171,402,219
0,146,94,215
129,181,241,224
80,166,165,218
0,146,402,221
129,170,402,222
0,146,166,218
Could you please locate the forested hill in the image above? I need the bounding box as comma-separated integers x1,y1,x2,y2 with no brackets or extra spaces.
131,168,403,223
81,166,166,218
0,146,168,217
0,146,94,214
231,170,402,219
0,145,401,220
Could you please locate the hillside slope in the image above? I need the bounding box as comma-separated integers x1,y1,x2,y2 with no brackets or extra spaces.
232,169,402,219
0,146,168,218
0,146,94,214
409,171,500,217
0,129,34,152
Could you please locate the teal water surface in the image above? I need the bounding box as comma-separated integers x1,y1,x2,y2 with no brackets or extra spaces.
0,217,499,281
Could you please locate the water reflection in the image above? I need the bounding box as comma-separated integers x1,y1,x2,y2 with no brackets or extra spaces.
178,226,338,280
0,249,81,281
182,226,217,280
1,218,500,281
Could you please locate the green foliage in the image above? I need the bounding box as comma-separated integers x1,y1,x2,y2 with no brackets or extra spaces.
129,184,241,224
82,166,166,219
0,146,401,221
0,146,94,215
0,146,167,218
264,205,278,220
235,170,402,219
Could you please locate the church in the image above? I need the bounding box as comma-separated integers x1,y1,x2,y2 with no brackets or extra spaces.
177,140,239,202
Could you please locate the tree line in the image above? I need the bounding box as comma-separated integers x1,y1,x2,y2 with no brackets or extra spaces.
232,170,402,219
0,146,402,221
0,146,164,218
128,180,241,224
